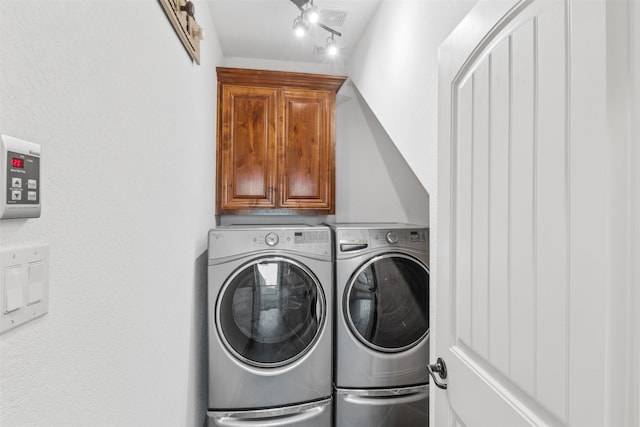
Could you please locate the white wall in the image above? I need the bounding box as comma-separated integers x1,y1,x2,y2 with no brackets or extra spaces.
348,0,477,191
346,0,477,269
334,82,428,224
0,1,222,425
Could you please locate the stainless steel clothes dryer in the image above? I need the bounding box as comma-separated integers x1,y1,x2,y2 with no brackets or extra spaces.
207,225,333,427
327,223,430,427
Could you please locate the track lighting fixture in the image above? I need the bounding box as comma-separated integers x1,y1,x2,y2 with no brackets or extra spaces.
326,35,338,56
304,4,319,24
292,15,308,37
289,0,342,55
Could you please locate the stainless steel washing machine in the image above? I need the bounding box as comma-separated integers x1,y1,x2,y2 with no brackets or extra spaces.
327,223,430,427
207,225,333,427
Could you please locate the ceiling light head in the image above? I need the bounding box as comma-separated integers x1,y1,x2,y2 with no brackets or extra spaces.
326,35,338,56
304,5,320,24
292,15,308,37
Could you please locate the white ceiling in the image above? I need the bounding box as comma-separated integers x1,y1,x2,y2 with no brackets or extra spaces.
205,0,381,65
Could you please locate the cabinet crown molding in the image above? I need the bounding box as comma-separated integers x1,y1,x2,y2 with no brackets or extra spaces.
216,67,347,92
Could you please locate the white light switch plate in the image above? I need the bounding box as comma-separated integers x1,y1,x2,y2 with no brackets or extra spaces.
0,244,49,333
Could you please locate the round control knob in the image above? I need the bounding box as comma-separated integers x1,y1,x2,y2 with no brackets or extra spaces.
265,232,279,247
386,231,399,244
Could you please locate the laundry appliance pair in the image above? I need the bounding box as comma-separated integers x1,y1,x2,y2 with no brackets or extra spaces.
206,223,430,427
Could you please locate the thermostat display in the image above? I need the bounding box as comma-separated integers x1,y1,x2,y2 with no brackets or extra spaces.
1,135,41,220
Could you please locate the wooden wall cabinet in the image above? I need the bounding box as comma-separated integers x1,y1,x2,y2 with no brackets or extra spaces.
216,67,346,215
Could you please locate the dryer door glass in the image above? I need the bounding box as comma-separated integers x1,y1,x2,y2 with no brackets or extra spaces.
346,254,429,352
217,257,325,367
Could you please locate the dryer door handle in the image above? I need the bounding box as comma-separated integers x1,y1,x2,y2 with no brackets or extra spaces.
340,243,368,252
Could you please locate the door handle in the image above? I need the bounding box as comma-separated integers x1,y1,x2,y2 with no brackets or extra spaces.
427,357,448,390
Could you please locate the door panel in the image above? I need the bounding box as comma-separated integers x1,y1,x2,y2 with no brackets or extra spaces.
279,89,334,212
508,16,536,398
487,36,510,378
470,57,490,362
535,4,568,416
218,85,278,211
451,1,569,420
437,0,617,425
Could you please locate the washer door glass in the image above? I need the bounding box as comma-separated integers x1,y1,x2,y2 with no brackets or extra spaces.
345,254,429,352
217,257,325,367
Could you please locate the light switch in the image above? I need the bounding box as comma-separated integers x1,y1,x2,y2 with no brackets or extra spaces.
4,266,25,313
27,261,43,305
1,245,49,333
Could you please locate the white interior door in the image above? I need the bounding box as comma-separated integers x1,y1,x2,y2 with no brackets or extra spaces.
435,0,637,426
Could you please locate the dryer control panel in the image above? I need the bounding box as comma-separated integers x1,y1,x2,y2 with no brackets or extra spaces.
369,228,428,249
1,135,41,220
335,226,429,256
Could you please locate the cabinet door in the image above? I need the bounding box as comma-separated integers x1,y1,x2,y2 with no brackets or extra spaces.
217,85,278,213
279,89,335,213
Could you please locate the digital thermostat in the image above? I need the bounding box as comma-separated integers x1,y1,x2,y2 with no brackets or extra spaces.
1,134,41,220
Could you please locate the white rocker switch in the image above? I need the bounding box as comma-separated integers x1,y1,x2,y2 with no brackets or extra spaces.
27,261,44,305
4,266,25,313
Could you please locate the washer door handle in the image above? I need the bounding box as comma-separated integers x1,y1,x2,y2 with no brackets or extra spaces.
427,357,448,390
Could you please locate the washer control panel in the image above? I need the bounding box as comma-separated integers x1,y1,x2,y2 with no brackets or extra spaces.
254,230,329,251
1,135,41,220
208,227,331,261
